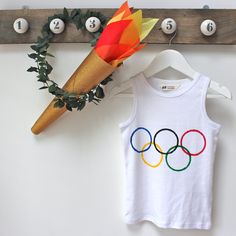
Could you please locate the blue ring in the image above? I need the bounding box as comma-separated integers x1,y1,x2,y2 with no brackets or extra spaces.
130,127,152,153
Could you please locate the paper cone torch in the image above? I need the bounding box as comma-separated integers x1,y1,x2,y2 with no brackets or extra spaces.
31,1,158,134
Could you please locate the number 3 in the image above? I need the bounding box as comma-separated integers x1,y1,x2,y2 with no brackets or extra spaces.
89,19,96,29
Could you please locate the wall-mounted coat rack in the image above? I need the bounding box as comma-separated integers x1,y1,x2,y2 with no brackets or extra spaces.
1,8,236,45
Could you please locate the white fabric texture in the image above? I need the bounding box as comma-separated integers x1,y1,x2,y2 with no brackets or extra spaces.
119,72,221,230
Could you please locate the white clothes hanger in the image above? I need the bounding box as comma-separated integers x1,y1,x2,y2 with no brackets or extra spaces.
107,49,232,100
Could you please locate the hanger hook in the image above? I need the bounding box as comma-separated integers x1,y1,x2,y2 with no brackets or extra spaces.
168,30,177,48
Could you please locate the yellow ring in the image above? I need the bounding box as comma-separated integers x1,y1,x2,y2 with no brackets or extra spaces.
141,142,164,168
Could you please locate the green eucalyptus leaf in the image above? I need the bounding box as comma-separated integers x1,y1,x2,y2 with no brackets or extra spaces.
54,88,64,96
39,86,48,90
63,7,69,20
37,75,48,83
81,101,86,110
39,62,46,66
101,76,113,85
70,9,80,19
48,16,54,22
37,39,49,49
66,104,73,111
46,63,53,74
37,36,43,43
55,14,66,21
27,67,38,72
39,67,47,74
42,23,50,33
68,96,78,102
48,84,57,93
95,86,105,98
30,45,39,52
28,53,38,59
46,53,55,57
54,99,65,108
36,56,46,63
93,97,101,103
69,101,79,108
90,38,97,47
39,45,49,53
88,91,94,102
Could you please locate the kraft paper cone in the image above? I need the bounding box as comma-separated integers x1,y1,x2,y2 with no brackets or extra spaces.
31,49,116,135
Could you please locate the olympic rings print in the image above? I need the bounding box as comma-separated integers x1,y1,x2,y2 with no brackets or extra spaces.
130,127,207,172
130,127,152,153
180,129,206,156
154,128,179,154
141,142,164,168
165,145,192,172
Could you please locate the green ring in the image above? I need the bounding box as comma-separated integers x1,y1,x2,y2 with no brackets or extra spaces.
165,145,192,172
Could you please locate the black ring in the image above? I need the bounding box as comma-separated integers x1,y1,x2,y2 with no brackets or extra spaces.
153,128,179,155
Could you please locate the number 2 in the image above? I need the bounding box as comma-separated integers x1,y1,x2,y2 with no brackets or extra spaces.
54,21,60,30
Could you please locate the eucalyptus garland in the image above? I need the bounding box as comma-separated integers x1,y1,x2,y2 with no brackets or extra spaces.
27,8,113,111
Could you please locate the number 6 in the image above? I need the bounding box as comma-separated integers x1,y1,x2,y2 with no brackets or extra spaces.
200,19,216,36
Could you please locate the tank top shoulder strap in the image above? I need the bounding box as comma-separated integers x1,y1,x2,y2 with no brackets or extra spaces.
196,73,222,130
118,73,147,129
195,72,211,91
187,72,211,99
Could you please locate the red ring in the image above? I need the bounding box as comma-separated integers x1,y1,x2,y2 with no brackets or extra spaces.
180,129,206,156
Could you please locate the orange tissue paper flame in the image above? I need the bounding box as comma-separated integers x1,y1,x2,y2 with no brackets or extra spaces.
95,1,158,67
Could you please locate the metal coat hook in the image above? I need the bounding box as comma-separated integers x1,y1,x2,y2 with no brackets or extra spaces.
203,5,210,9
22,5,29,10
168,30,177,47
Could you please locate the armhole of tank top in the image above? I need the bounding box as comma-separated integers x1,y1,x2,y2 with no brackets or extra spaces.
201,77,222,131
119,78,137,129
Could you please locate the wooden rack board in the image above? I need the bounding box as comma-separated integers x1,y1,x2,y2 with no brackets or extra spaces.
1,8,236,44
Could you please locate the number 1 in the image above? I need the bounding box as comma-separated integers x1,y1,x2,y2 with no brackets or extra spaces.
17,20,21,30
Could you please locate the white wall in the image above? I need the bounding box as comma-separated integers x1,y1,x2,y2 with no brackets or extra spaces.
0,1,236,236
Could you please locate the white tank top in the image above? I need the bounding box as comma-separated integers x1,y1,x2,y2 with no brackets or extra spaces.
119,72,221,230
